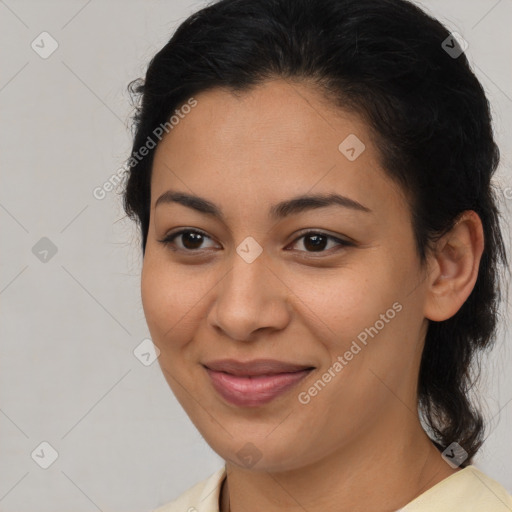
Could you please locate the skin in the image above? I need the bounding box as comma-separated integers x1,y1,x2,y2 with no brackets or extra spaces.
141,78,484,512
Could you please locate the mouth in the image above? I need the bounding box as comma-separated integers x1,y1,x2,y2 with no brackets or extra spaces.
203,358,315,376
202,359,315,407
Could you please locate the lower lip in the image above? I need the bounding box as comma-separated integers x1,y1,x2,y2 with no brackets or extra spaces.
205,367,313,407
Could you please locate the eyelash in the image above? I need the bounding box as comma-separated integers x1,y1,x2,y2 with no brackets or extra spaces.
157,228,353,255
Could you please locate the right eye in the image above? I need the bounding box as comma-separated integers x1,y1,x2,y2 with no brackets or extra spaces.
158,229,220,252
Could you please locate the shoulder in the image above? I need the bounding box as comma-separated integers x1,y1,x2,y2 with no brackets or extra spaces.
402,465,512,511
152,465,226,512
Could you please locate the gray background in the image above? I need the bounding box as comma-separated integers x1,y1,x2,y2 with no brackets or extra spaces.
0,1,511,511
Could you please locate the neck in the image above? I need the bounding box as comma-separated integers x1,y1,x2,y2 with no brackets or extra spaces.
220,419,459,512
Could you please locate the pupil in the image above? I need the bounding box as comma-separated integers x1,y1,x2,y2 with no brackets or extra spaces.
304,234,327,251
183,232,203,249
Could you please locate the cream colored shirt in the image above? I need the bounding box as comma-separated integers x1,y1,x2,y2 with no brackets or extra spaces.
153,464,512,512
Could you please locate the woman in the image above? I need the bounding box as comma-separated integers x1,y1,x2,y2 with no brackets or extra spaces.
123,0,511,510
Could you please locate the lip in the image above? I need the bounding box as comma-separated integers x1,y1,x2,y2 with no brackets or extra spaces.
203,359,315,407
203,358,314,376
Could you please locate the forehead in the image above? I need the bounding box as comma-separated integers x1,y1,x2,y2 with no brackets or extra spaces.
163,79,368,155
150,79,407,219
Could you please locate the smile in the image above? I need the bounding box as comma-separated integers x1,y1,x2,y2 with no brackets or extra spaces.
204,366,314,407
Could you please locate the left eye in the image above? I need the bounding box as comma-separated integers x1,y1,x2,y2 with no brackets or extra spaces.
288,231,351,253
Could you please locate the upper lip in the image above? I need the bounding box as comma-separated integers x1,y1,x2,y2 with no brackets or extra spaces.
203,359,315,377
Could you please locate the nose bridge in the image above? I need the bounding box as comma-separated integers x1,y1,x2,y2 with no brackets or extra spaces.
223,231,269,300
209,246,290,340
230,246,268,297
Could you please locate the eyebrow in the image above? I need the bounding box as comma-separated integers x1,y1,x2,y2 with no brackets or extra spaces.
154,190,371,219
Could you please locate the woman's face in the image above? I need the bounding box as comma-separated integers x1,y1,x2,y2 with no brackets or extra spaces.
141,79,431,472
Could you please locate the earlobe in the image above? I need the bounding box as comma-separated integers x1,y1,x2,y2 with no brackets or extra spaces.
423,211,484,322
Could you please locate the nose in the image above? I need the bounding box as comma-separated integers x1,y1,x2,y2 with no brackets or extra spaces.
207,250,291,342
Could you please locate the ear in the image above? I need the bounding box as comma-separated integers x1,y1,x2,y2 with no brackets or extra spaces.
423,211,484,322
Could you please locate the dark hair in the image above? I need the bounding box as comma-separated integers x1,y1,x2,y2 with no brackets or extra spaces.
123,0,508,463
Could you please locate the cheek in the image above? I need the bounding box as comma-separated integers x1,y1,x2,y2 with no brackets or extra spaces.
140,252,218,351
141,258,169,338
140,256,203,403
141,255,190,348
287,252,421,389
286,263,398,348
